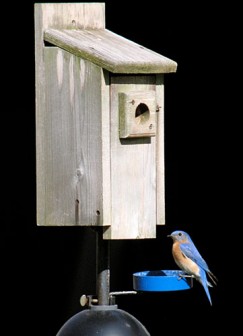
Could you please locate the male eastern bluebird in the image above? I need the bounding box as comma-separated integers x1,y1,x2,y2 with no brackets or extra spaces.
167,230,217,305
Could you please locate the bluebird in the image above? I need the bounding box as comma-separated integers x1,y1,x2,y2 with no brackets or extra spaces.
167,230,217,305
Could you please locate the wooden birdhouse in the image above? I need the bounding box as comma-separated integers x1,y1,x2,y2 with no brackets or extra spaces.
34,3,177,239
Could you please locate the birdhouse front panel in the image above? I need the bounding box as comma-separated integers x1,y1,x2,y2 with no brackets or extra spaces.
102,75,163,239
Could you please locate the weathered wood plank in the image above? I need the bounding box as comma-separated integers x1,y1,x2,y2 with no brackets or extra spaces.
44,28,178,74
38,48,106,226
34,3,105,30
100,69,112,227
103,76,157,239
156,75,166,224
35,3,110,227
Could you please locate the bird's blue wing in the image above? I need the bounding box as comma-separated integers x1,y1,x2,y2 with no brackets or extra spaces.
180,242,209,272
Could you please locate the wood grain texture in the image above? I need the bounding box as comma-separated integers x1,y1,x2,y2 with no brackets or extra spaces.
38,48,106,226
44,28,178,74
35,3,168,236
35,3,109,227
34,3,105,30
156,75,166,225
103,75,157,239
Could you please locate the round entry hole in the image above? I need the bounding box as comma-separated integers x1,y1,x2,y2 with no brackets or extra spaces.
135,103,150,124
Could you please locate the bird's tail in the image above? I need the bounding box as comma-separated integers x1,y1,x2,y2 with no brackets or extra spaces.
199,269,212,305
207,280,213,288
207,270,218,286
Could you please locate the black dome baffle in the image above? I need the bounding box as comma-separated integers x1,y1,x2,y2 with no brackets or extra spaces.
56,305,150,336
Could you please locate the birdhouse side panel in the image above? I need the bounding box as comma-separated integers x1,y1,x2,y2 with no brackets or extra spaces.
36,47,105,226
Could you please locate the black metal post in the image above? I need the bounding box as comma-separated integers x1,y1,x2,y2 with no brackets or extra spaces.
96,228,110,305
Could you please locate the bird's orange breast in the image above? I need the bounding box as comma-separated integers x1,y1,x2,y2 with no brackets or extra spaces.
172,242,200,276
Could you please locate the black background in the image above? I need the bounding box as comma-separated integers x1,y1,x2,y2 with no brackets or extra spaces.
2,1,236,335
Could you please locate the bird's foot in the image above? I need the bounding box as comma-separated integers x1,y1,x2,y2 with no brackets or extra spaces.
177,273,195,281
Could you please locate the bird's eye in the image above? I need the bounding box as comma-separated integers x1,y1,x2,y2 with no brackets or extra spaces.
178,232,182,236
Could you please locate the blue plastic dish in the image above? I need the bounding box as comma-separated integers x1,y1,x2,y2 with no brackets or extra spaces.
133,270,193,292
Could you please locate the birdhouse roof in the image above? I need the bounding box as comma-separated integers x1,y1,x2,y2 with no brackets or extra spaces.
44,28,177,74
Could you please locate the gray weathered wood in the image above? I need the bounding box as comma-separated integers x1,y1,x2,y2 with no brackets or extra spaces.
44,28,177,74
35,3,109,227
35,3,105,30
156,75,165,225
39,48,107,226
119,91,156,138
35,3,174,238
103,76,157,239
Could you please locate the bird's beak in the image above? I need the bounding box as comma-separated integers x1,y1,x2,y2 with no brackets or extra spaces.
167,234,172,238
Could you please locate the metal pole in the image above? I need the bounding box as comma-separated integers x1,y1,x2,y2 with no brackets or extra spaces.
96,228,110,305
